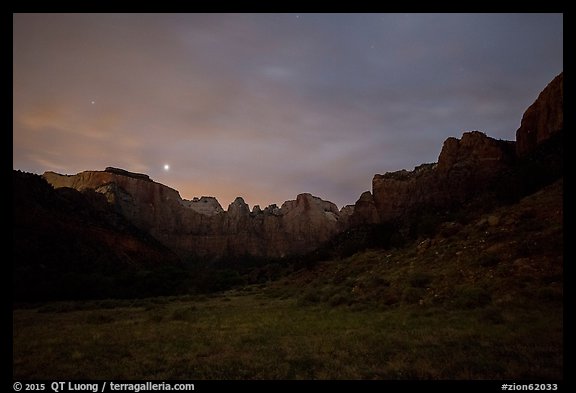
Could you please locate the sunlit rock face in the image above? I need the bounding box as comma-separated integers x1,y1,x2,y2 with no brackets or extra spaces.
516,72,563,157
181,196,224,216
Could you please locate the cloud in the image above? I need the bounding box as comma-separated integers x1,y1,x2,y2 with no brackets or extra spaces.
13,13,563,208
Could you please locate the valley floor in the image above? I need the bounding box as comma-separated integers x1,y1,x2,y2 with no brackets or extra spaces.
13,289,561,380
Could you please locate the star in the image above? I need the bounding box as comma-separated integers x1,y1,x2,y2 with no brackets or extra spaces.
163,164,170,171
90,100,95,105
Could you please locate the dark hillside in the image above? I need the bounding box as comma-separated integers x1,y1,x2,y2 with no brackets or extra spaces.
13,171,183,300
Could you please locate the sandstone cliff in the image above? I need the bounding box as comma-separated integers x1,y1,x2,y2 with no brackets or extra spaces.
516,72,563,157
349,191,379,226
181,196,224,216
369,72,563,229
13,170,182,300
372,131,515,224
45,131,516,260
43,169,346,260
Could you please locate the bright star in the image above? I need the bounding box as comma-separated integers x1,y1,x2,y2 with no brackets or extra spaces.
90,100,95,105
163,164,170,171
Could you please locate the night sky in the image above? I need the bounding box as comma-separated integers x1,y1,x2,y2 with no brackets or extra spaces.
13,13,563,209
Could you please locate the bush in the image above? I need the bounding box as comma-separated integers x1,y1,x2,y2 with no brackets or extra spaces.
536,287,563,303
85,312,115,324
328,293,351,307
473,254,500,267
171,306,198,321
453,287,492,309
296,289,321,306
37,302,80,313
409,273,433,288
368,276,391,288
402,287,425,304
96,299,125,309
380,289,401,306
148,311,165,323
410,212,445,238
479,306,505,324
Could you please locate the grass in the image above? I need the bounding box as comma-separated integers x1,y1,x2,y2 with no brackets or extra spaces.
13,290,562,380
13,181,563,379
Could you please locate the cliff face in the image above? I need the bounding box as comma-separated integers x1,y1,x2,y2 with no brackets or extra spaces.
182,196,224,216
13,171,182,300
372,131,515,224
349,191,379,226
43,169,346,260
516,72,563,157
44,130,515,260
18,170,180,267
370,72,563,227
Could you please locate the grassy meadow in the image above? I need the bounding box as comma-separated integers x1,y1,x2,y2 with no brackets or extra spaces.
13,288,561,379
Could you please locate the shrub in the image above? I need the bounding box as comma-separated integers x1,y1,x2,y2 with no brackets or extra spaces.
85,312,115,324
536,287,563,303
328,293,351,307
402,287,425,304
453,287,492,309
96,299,125,309
479,306,505,324
148,311,165,323
409,273,433,288
171,306,198,321
368,276,391,288
474,254,500,267
296,289,321,306
380,289,401,306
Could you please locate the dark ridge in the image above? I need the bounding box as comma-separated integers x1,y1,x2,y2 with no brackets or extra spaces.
104,167,151,181
13,171,183,301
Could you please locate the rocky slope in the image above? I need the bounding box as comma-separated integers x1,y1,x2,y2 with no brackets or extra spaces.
266,177,563,313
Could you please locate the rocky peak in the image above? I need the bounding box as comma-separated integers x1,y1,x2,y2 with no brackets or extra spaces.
182,196,224,216
281,193,339,215
337,205,355,229
437,131,515,173
516,72,563,157
227,197,250,217
371,131,515,224
349,191,379,226
263,204,282,215
340,205,355,215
